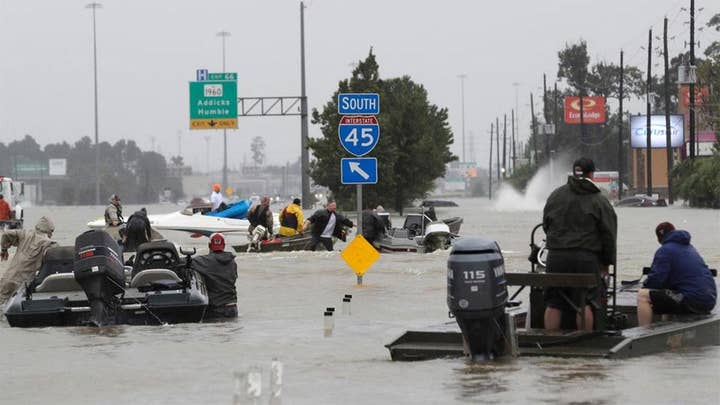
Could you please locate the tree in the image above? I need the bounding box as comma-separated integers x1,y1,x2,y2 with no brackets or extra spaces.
250,136,266,166
309,50,456,213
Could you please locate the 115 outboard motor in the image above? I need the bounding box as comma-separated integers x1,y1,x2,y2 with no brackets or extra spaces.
447,237,509,361
74,230,125,326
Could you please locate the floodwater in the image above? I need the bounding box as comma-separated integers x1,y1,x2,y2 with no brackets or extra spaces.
1,193,719,404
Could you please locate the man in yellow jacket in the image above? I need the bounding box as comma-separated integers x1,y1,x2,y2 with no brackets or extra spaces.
278,198,304,237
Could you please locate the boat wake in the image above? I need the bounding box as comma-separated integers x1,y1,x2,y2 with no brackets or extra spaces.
492,156,571,212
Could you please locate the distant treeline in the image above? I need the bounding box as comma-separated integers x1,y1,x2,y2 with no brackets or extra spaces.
0,135,181,205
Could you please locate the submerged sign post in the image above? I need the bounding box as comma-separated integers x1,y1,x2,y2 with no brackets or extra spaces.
189,70,238,129
338,92,380,284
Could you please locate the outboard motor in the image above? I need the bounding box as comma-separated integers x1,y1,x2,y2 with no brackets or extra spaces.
447,237,509,361
73,230,125,326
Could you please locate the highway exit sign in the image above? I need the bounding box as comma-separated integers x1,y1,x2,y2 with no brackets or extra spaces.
189,78,238,129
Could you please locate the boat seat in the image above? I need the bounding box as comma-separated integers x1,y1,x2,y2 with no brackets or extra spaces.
35,273,82,292
130,269,183,288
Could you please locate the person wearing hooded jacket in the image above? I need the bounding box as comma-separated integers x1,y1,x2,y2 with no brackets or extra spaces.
637,222,717,326
0,216,57,303
542,157,617,331
191,233,238,318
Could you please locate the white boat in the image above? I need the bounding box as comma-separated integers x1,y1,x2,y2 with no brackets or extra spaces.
88,207,251,237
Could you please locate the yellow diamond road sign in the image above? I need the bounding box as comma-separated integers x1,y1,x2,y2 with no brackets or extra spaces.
340,235,380,276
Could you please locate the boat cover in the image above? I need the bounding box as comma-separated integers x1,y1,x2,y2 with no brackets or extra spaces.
204,199,251,219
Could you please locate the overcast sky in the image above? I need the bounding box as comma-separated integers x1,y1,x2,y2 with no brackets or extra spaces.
0,0,715,172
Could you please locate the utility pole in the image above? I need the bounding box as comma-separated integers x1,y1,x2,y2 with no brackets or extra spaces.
299,2,311,208
530,93,538,164
488,123,493,200
511,109,516,172
458,74,467,162
543,73,549,122
552,81,558,167
495,117,500,183
689,0,696,158
618,50,625,200
217,30,231,191
512,82,520,160
86,2,102,206
502,114,507,177
664,18,674,204
646,28,653,197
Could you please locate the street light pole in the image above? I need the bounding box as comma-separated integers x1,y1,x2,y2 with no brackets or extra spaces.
300,2,311,209
217,30,231,191
458,74,467,162
86,2,102,206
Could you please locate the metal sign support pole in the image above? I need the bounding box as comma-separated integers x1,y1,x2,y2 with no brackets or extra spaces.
356,184,363,238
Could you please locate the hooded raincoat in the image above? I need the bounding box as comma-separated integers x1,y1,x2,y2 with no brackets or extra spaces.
0,217,56,302
644,230,717,311
543,176,617,266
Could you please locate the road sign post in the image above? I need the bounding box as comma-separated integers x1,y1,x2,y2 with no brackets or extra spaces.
338,93,380,247
340,235,380,285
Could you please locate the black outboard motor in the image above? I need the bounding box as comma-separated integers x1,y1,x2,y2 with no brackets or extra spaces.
447,237,509,361
73,230,125,326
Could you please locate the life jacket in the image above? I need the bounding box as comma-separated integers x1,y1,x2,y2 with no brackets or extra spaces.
279,206,298,229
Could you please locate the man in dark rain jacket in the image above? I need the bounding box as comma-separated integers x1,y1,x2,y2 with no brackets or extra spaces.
542,157,617,331
302,200,354,251
637,222,716,326
191,233,238,318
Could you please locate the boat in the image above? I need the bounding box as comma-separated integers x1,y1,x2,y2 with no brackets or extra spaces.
233,232,313,253
88,202,253,237
615,195,668,207
377,211,462,253
385,225,719,360
3,231,212,327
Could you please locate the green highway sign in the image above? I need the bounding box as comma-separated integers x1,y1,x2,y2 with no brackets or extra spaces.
189,78,238,129
208,72,237,81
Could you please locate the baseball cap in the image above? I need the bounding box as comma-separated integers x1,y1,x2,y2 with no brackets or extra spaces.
212,183,221,192
293,198,301,205
209,233,226,252
573,157,596,177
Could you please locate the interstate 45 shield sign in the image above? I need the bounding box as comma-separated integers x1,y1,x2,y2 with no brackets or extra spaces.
338,115,380,157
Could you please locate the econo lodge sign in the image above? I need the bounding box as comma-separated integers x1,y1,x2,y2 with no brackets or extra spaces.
564,96,606,124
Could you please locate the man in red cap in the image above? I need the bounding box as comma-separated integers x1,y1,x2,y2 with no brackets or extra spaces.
191,233,238,318
637,222,716,326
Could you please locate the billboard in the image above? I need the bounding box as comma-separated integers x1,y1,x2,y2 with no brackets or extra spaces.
564,96,606,124
630,115,684,148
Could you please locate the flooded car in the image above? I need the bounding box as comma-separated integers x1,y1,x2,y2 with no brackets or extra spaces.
614,195,668,207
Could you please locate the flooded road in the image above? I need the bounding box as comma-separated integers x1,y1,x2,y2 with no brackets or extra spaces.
1,197,719,404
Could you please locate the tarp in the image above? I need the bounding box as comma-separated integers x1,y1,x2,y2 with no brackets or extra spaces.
205,199,251,219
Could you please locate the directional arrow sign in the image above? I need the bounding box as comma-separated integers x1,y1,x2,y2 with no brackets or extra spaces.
338,115,380,156
341,158,377,184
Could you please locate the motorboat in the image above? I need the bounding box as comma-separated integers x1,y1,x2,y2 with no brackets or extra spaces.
3,231,212,327
233,226,313,253
378,211,461,253
88,201,253,237
615,195,668,207
385,225,719,361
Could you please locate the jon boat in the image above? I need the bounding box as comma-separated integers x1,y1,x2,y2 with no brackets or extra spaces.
386,225,719,360
4,231,212,327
